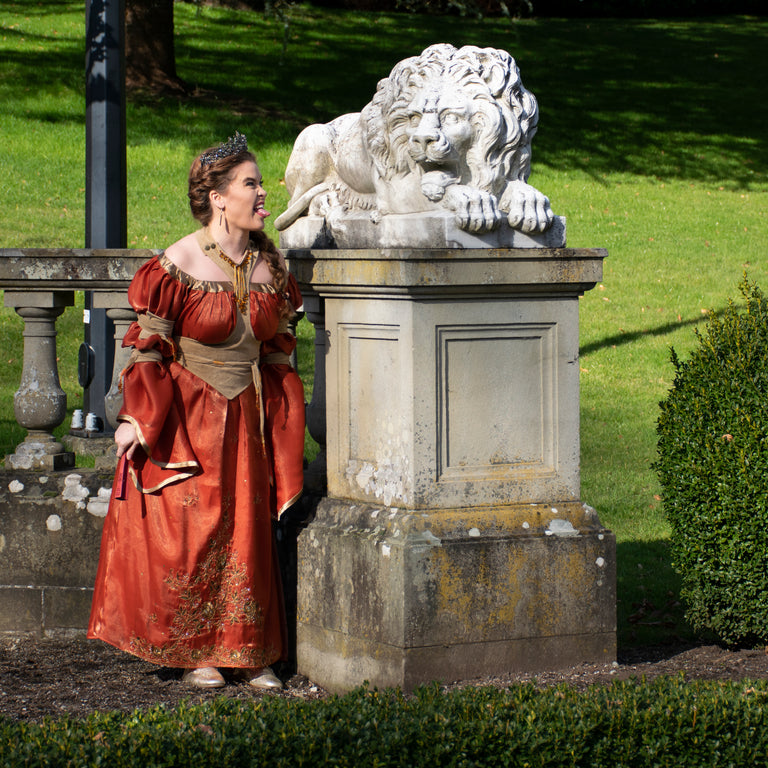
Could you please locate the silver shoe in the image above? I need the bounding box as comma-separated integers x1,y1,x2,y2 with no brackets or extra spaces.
182,667,226,689
244,666,283,690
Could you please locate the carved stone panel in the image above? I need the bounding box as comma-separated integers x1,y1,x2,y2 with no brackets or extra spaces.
437,322,557,483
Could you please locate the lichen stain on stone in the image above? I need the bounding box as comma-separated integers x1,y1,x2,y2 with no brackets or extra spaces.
8,480,24,493
345,426,412,506
46,514,62,532
0,534,6,553
429,546,523,636
62,474,89,510
524,547,593,634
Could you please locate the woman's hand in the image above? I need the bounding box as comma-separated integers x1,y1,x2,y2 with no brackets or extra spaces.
115,421,141,460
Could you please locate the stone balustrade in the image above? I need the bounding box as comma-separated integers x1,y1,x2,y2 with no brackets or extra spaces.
0,249,157,469
0,248,320,473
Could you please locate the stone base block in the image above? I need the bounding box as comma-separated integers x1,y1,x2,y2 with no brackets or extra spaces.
5,447,75,471
279,213,567,250
44,587,95,630
297,499,616,693
0,587,43,633
0,587,94,635
298,624,616,693
62,434,117,460
0,470,112,586
0,470,111,634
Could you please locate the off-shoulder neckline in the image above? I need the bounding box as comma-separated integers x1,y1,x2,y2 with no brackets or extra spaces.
157,252,276,294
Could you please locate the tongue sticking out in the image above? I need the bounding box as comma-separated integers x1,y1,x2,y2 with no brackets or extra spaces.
256,208,271,219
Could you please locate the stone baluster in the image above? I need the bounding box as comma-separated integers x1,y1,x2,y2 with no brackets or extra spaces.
4,291,75,471
287,313,301,372
302,292,327,494
93,293,137,431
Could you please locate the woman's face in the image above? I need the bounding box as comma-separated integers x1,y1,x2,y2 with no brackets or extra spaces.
214,160,269,232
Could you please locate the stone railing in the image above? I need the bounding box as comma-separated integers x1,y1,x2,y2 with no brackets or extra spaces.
1,249,157,470
0,248,323,476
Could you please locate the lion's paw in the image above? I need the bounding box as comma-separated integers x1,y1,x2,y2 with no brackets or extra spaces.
501,180,554,234
443,185,501,234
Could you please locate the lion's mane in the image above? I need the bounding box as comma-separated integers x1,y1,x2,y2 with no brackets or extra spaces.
361,43,539,195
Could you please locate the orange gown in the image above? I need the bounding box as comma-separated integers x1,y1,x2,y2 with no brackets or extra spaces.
88,253,304,669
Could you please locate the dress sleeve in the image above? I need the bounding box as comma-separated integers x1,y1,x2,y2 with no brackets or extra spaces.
286,272,303,311
260,274,303,358
260,274,305,517
118,257,200,493
122,256,188,357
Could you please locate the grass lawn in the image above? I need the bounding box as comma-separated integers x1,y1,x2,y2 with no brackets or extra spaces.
1,2,766,648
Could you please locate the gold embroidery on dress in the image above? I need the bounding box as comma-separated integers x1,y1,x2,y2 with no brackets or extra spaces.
127,512,277,668
181,491,199,508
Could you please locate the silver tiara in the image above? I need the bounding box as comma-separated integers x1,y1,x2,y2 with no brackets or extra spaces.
199,131,248,167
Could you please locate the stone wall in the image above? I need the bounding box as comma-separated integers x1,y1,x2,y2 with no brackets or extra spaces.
0,470,111,635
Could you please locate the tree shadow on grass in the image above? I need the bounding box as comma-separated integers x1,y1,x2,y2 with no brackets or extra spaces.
136,12,767,191
580,307,726,357
616,538,697,654
7,5,765,192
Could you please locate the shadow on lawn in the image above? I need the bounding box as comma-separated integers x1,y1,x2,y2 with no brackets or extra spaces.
145,12,767,191
580,306,727,357
616,538,697,653
7,5,765,193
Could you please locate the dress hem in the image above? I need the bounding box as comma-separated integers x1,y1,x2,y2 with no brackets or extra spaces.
87,632,283,670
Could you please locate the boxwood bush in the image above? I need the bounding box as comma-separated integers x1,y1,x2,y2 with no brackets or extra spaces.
655,277,768,646
2,677,768,767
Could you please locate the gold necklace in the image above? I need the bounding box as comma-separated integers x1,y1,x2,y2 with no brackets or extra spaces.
200,228,255,313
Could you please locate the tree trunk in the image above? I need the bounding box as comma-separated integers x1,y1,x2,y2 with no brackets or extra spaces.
125,0,187,92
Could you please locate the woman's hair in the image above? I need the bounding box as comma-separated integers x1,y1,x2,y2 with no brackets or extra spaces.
188,146,287,295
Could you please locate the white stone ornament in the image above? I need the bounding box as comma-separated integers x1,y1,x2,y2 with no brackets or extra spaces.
276,43,563,249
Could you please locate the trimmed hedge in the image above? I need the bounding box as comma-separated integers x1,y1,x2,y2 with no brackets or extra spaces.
2,676,768,767
656,278,768,646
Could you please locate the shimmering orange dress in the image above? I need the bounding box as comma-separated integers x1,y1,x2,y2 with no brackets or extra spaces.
88,253,304,669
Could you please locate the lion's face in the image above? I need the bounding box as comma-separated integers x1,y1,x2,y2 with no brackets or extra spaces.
368,45,538,198
403,83,474,177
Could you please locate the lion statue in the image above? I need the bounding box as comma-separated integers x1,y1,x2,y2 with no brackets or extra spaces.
274,43,555,243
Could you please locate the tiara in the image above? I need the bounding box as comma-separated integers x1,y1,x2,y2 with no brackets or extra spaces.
199,131,248,167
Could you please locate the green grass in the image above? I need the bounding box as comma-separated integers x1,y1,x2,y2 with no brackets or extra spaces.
1,2,767,648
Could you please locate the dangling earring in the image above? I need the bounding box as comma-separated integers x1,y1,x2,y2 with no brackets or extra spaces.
218,207,224,227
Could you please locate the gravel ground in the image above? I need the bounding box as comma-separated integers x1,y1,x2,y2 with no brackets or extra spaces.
2,635,767,722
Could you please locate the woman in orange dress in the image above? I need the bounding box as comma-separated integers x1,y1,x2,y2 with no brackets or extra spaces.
88,133,305,689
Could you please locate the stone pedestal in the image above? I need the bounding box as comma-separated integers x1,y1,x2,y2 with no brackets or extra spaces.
289,247,614,692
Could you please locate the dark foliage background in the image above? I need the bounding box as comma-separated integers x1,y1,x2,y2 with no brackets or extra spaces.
186,0,764,16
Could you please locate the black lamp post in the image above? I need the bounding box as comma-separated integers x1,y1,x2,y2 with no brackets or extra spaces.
82,0,126,434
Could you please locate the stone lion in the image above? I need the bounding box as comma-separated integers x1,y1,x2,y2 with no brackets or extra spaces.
274,43,555,241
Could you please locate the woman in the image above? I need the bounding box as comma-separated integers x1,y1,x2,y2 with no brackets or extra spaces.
88,133,305,690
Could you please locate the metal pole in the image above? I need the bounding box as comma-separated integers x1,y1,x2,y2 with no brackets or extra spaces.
82,0,126,435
